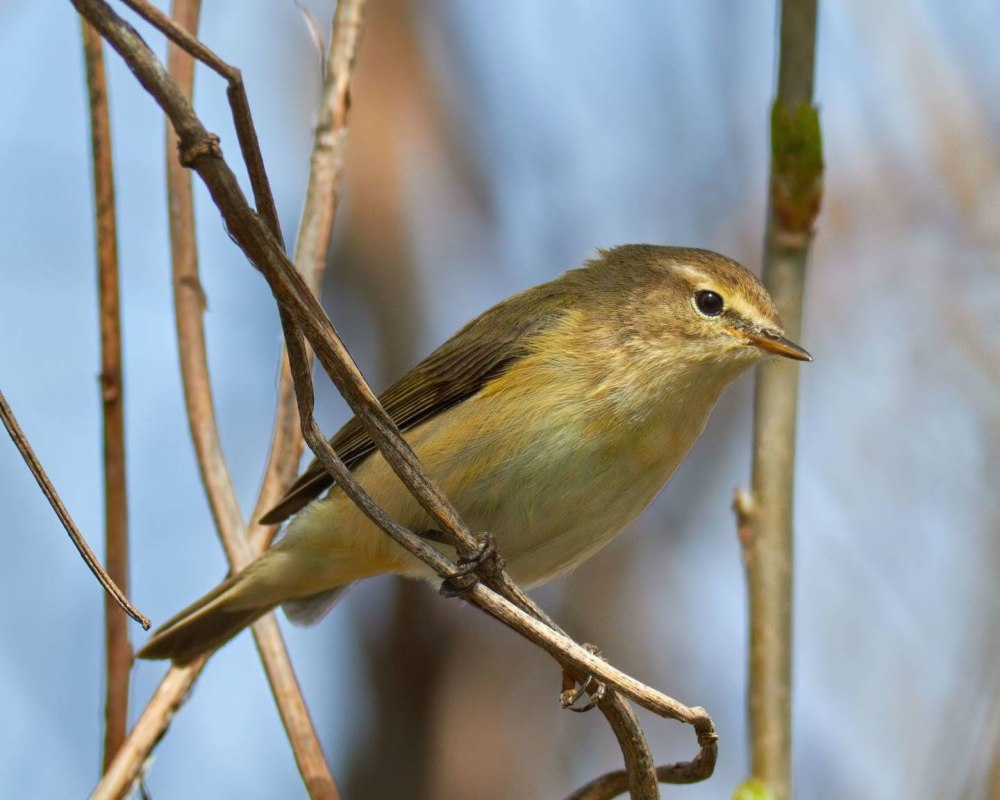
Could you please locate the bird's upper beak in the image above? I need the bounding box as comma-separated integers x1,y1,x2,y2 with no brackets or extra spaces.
745,329,812,362
727,324,812,362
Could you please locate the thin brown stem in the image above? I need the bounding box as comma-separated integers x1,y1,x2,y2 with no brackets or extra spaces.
81,17,133,769
564,743,720,800
741,1,822,798
0,389,148,628
91,657,206,800
120,0,283,244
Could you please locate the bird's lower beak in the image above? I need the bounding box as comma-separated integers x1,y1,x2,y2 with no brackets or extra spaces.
744,329,812,362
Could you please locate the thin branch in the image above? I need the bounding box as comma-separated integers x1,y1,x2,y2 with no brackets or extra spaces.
71,0,714,795
565,745,720,800
120,0,283,244
0,389,148,628
81,17,133,768
91,657,206,800
164,0,244,566
740,1,823,798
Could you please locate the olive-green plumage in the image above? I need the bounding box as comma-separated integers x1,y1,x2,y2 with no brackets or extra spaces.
138,245,809,663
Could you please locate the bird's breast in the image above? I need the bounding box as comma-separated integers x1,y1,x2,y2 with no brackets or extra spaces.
414,365,724,586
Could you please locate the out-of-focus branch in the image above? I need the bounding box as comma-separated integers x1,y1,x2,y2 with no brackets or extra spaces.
80,18,133,769
0,389,149,629
738,1,822,798
91,657,205,800
71,1,715,795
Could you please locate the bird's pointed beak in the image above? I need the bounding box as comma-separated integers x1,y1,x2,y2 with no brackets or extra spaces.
744,329,812,362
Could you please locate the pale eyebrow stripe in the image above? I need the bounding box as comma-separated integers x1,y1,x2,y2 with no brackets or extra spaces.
674,263,707,283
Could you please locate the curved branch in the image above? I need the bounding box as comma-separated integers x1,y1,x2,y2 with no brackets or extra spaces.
564,721,718,799
72,0,716,795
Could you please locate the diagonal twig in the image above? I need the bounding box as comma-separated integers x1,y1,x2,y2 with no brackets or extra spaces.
72,0,715,795
0,389,148,628
119,0,283,245
81,16,134,769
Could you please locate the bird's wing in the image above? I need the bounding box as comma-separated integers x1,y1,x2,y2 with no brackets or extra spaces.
258,282,575,525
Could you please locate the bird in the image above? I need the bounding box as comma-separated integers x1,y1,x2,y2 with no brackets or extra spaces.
138,244,810,663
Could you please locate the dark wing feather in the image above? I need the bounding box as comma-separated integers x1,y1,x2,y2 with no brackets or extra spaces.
258,281,575,525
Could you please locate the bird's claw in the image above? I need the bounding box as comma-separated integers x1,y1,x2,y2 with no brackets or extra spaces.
560,643,607,713
438,532,504,597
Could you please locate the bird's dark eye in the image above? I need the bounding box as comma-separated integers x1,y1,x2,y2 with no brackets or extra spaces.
695,290,724,317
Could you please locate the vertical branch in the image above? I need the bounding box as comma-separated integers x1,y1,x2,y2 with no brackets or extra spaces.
740,1,822,799
81,19,132,769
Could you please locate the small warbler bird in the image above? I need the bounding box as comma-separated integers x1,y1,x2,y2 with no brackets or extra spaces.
139,245,810,663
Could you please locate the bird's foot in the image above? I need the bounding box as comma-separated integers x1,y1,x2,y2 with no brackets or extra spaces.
438,532,504,597
560,643,607,713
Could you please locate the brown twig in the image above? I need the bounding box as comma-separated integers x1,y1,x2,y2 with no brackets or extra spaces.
81,17,133,769
564,735,719,800
739,1,822,798
71,0,713,795
92,657,206,799
120,0,283,243
0,389,148,628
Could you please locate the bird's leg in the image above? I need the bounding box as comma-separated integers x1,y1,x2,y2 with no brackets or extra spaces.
560,643,607,713
427,531,505,598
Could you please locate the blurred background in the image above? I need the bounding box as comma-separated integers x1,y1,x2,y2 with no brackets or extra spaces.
1,0,998,797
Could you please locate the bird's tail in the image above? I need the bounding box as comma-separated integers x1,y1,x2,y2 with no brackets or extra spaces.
137,547,350,664
135,571,266,664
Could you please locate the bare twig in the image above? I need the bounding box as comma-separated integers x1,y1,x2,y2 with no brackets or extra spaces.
565,742,719,800
92,657,206,800
0,389,148,628
120,0,283,243
81,17,133,768
71,0,714,795
739,1,822,798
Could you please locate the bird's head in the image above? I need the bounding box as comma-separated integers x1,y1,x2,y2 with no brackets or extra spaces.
579,245,811,374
